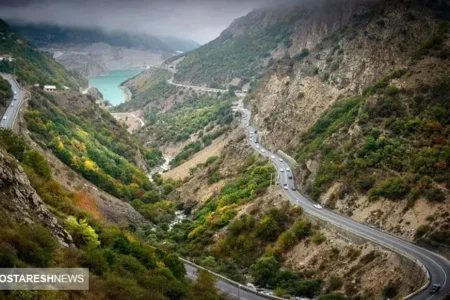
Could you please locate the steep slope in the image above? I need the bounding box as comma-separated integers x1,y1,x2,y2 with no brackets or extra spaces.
0,130,214,300
24,88,163,201
154,133,421,299
174,0,377,88
0,19,87,89
245,0,450,247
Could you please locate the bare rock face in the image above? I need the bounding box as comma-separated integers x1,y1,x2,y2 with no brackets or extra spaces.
250,0,443,154
0,150,74,247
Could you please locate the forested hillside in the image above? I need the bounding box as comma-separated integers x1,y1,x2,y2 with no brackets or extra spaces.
174,0,376,88
0,19,87,89
0,130,227,300
24,89,161,201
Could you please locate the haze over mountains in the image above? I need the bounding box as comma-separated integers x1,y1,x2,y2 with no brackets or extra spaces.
0,0,450,299
9,23,201,76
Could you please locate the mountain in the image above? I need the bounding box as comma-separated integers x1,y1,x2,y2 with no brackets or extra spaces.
11,23,200,76
173,0,377,88
0,19,87,89
0,130,219,300
112,1,450,297
11,23,201,52
243,0,450,248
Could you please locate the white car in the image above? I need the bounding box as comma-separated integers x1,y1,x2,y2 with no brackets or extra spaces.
256,145,260,149
271,155,275,159
279,158,283,162
10,103,14,107
2,116,6,120
280,168,284,172
14,91,17,95
286,167,291,172
314,204,323,209
283,184,288,190
261,149,265,153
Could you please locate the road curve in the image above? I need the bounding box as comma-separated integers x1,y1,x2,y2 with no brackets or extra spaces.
237,101,450,300
0,73,24,130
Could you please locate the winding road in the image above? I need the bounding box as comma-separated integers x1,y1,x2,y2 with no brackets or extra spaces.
165,72,450,299
3,69,448,299
236,100,450,300
0,73,24,130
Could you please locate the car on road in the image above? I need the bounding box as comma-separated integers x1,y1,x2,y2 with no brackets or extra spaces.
291,186,296,191
279,158,283,162
256,145,260,149
271,155,275,159
314,204,323,209
13,97,17,101
286,167,290,172
430,284,441,294
280,168,284,172
2,116,6,120
261,149,265,153
14,91,16,95
288,175,293,179
283,184,288,190
10,103,14,107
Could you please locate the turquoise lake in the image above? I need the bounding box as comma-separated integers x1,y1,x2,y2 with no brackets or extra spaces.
88,69,143,105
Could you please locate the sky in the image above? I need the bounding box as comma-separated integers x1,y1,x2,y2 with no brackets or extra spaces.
0,0,285,43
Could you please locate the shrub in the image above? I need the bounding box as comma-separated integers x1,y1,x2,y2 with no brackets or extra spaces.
382,282,398,299
328,276,343,291
294,49,310,61
425,188,446,202
22,150,52,180
277,231,297,251
415,225,430,239
369,177,409,201
249,256,280,287
65,216,100,248
312,232,326,245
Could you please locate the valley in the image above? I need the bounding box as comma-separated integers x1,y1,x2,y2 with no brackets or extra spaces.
0,0,450,300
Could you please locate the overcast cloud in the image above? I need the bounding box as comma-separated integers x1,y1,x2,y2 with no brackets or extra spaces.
0,0,290,43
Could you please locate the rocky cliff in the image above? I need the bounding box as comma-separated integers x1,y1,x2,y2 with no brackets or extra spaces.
247,0,450,245
0,148,74,247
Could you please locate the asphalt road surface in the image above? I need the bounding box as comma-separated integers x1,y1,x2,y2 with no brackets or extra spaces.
238,102,450,300
0,73,23,129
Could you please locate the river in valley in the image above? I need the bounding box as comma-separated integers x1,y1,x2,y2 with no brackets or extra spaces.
88,69,143,105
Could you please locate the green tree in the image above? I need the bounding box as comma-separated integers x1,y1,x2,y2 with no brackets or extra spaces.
65,216,100,248
163,254,186,280
249,256,280,287
22,150,52,180
191,270,221,300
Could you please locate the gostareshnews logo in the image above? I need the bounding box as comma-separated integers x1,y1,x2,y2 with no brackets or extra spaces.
0,268,89,290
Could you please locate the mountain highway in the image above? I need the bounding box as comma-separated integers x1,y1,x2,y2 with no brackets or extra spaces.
166,73,450,299
3,69,448,299
236,100,450,300
0,73,23,130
